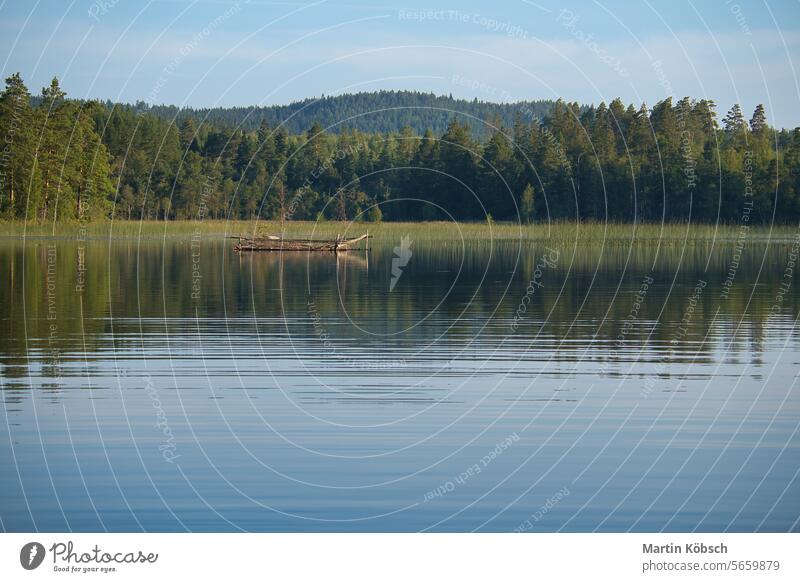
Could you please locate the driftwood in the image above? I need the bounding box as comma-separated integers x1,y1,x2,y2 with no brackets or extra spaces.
234,233,370,252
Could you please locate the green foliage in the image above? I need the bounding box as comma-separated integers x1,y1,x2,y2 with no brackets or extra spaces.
521,184,535,224
0,72,34,218
1,74,798,224
0,76,113,222
135,90,557,137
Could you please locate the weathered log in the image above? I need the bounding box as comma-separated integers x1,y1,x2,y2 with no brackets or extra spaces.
234,233,370,252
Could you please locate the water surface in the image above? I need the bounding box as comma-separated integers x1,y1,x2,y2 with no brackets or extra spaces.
1,233,798,532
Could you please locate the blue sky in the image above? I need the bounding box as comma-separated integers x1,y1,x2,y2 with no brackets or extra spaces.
1,0,799,126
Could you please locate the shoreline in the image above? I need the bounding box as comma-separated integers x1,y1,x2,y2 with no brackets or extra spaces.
1,220,797,243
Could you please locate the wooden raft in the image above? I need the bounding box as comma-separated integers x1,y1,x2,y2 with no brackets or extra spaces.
234,233,370,252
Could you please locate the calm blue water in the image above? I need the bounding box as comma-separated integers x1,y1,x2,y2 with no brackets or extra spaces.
1,236,798,532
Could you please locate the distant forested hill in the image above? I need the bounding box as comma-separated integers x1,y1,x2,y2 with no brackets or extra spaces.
123,90,557,136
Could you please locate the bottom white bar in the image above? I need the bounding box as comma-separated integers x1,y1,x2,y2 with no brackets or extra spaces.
1,533,797,581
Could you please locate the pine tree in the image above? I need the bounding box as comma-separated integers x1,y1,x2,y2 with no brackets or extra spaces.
723,104,746,136
750,104,767,134
0,73,34,218
36,77,69,222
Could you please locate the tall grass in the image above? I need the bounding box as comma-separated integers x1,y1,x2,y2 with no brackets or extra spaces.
1,219,796,243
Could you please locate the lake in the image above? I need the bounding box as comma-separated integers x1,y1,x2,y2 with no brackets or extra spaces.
1,226,799,532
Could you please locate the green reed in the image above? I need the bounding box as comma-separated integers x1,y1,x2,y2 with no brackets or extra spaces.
2,219,797,243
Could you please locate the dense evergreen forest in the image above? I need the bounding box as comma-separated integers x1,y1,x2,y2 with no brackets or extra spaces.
1,73,798,224
138,90,558,136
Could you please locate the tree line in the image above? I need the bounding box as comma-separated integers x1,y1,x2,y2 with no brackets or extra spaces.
132,90,557,136
1,73,798,224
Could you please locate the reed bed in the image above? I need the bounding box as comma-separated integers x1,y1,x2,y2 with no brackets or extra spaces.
1,219,797,244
